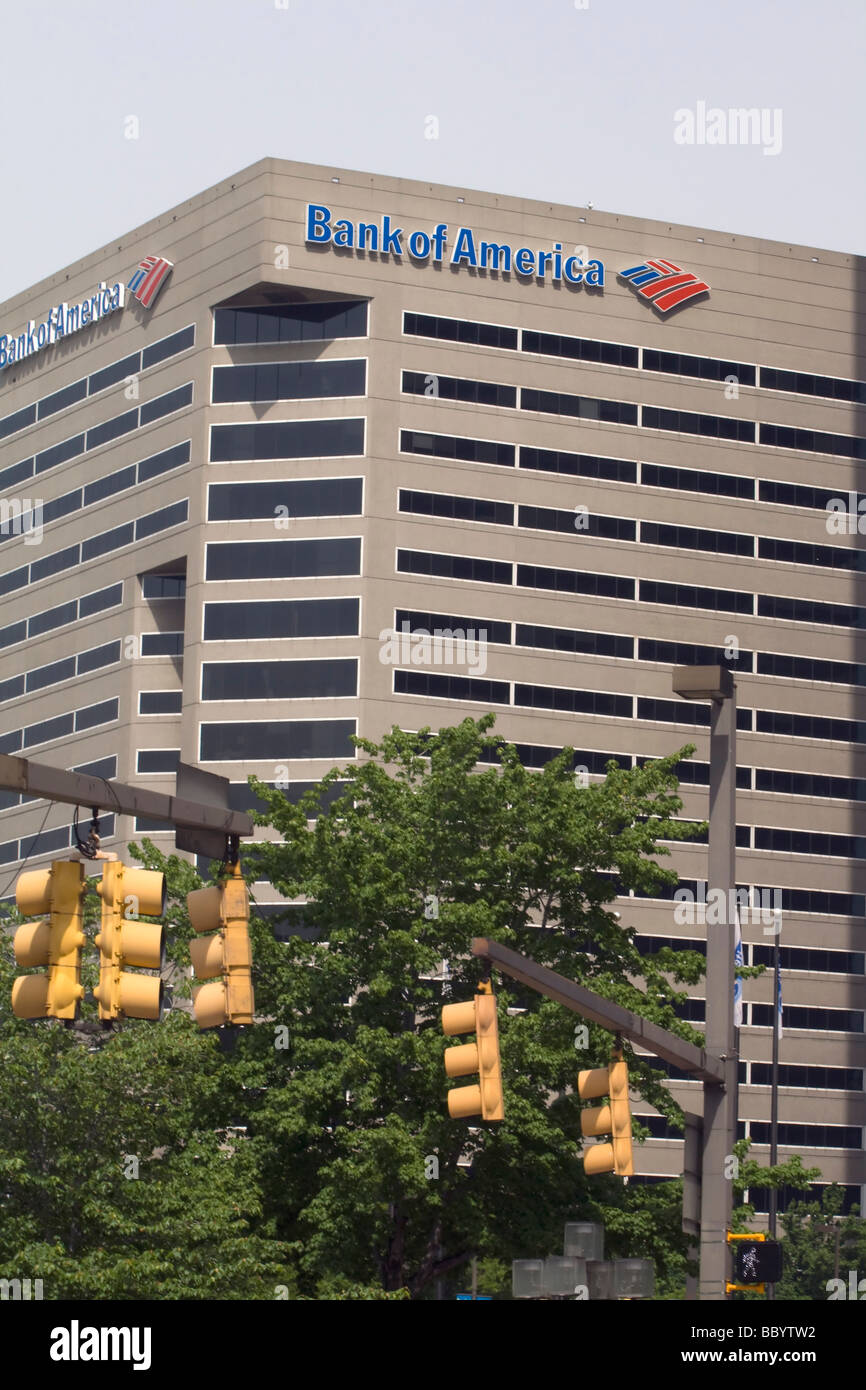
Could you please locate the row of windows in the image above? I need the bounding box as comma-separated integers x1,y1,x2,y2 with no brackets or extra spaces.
210,416,364,462
214,300,368,346
212,358,366,404
395,547,866,629
646,1056,864,1092
402,310,864,404
631,878,865,918
397,485,862,573
0,638,123,706
667,999,865,1035
204,597,359,641
142,573,186,599
0,501,189,596
638,935,865,975
638,1113,863,1147
0,324,195,443
0,382,193,496
0,756,115,817
205,536,360,582
139,690,182,715
0,441,191,553
136,749,181,773
0,581,121,652
0,698,118,756
207,476,363,522
0,813,117,867
401,431,866,516
201,658,358,701
199,719,357,762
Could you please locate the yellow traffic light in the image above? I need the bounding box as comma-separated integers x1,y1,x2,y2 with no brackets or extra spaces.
578,1053,634,1176
93,861,166,1021
442,982,504,1121
186,862,254,1028
12,860,86,1020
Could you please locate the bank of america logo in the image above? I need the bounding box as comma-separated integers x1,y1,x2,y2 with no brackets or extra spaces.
128,256,173,309
618,259,709,314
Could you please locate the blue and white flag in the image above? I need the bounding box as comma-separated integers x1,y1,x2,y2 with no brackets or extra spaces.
776,964,784,1040
733,907,744,1028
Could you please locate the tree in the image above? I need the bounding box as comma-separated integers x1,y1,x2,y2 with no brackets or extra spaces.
240,714,710,1296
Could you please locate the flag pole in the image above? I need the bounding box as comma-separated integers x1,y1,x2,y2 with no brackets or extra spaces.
767,910,782,1298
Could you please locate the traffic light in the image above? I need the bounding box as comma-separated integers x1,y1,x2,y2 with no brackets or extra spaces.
441,981,504,1121
727,1233,783,1292
12,860,86,1020
93,861,166,1021
186,862,254,1028
578,1052,634,1176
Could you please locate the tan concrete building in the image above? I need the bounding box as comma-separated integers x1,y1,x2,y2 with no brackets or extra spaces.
0,157,863,1213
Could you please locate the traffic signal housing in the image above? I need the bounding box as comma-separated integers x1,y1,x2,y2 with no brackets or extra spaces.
727,1233,783,1292
94,861,166,1021
441,982,504,1121
578,1053,634,1176
12,860,86,1021
186,862,254,1028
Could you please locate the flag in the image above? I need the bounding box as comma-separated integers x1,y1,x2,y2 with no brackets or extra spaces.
776,963,784,1040
733,906,744,1028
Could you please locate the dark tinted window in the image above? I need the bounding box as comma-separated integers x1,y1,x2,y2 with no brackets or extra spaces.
642,462,754,498
751,1006,863,1036
523,330,638,367
395,609,511,647
0,619,27,649
0,565,28,596
206,537,361,581
82,523,134,561
139,691,182,714
517,624,633,659
23,713,74,747
75,699,118,732
135,500,188,540
758,478,839,510
77,641,122,675
84,465,137,505
35,433,85,473
639,639,752,670
0,674,24,702
138,441,192,481
214,300,368,345
213,359,366,403
759,535,864,570
643,348,755,386
522,388,638,425
0,730,23,754
41,490,82,523
515,685,632,718
204,597,359,641
643,406,755,442
754,827,864,858
755,767,865,800
136,749,182,772
28,601,77,636
404,312,517,349
0,458,34,490
142,324,195,369
397,550,512,585
0,403,36,439
757,709,864,743
20,826,70,857
141,632,184,656
199,719,357,761
140,383,193,425
208,477,362,521
26,658,76,692
401,370,516,408
30,544,80,582
752,945,865,974
400,429,515,467
141,575,186,599
517,565,634,600
641,579,753,614
395,669,510,703
38,378,87,419
86,409,138,451
519,505,636,542
760,422,866,460
520,447,636,483
755,886,864,917
757,651,864,685
202,658,357,700
642,521,753,556
399,490,513,526
79,583,123,618
749,1063,863,1090
210,417,364,461
88,352,140,396
758,594,864,627
760,365,865,404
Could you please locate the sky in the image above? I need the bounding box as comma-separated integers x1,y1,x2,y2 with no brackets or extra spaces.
0,0,863,305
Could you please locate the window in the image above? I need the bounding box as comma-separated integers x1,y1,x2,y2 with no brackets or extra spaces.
758,536,864,570
760,365,866,405
0,457,35,490
89,352,140,396
757,651,864,686
517,565,634,600
395,609,511,646
30,544,81,583
758,594,864,627
199,719,357,761
28,601,77,636
136,750,182,773
204,597,359,641
751,946,864,975
142,575,187,599
210,417,364,462
519,447,636,484
84,466,137,506
643,406,755,442
38,378,87,419
142,324,195,369
0,403,36,440
139,691,183,715
399,490,513,526
0,620,27,649
141,633,184,657
212,359,366,403
400,429,515,467
0,565,28,596
206,537,361,581
26,658,76,692
751,1006,864,1036
749,1064,863,1090
201,658,358,701
213,300,368,345
641,461,754,499
23,713,73,748
0,674,24,703
639,639,753,671
640,579,753,614
36,433,85,474
756,709,864,743
754,767,865,801
75,699,118,732
77,641,122,675
401,370,516,408
638,698,710,728
82,523,135,562
759,478,842,510
395,670,510,704
754,827,864,858
519,505,636,541
403,311,517,349
523,329,638,368
135,500,188,540
397,550,512,586
79,583,123,618
643,348,755,386
517,624,633,660
522,388,638,426
207,477,362,521
138,441,192,481
86,409,138,451
140,383,193,425
754,886,864,917
515,685,633,718
641,521,754,556
760,422,866,460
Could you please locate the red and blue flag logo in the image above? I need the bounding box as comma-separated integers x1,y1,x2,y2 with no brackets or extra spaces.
128,255,173,309
618,259,709,314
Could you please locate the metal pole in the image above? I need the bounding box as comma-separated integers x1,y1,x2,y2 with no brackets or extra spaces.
700,677,739,1300
767,929,781,1297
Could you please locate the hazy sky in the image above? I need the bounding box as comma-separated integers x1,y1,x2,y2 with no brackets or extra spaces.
0,0,863,305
